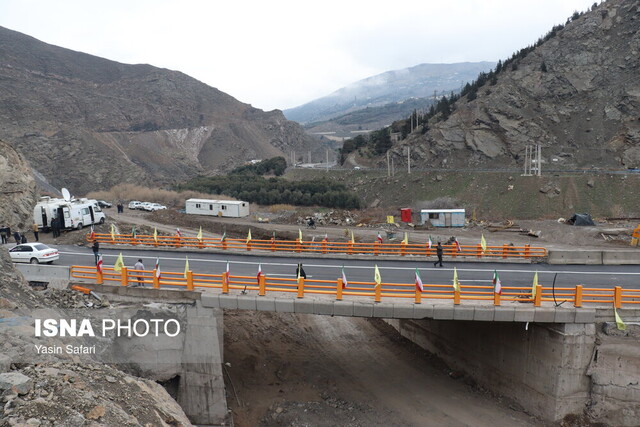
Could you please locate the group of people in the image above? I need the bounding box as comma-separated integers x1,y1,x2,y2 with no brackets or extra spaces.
50,217,62,237
116,203,124,214
0,225,31,245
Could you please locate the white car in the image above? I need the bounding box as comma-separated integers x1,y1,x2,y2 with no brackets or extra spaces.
9,243,59,264
128,201,143,209
147,203,167,211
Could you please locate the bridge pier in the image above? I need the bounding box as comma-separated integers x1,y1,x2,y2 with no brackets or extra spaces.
387,317,640,425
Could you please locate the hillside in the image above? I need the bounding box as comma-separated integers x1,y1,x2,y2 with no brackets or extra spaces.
387,0,640,171
0,26,319,195
284,62,495,125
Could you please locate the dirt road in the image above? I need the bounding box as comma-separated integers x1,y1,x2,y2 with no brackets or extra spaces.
224,311,539,427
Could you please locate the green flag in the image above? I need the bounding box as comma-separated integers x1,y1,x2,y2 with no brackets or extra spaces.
374,265,382,289
113,252,125,272
183,256,190,278
614,307,627,331
531,271,539,298
452,267,460,292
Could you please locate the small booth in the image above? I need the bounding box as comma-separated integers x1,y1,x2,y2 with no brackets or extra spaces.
420,209,465,227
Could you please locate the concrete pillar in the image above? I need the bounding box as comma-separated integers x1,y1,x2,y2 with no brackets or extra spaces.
178,303,227,425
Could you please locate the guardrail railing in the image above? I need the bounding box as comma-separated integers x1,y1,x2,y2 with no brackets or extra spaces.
70,265,639,308
87,233,547,259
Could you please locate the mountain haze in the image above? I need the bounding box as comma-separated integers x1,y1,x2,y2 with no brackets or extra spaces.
0,26,319,194
284,62,495,125
388,0,640,171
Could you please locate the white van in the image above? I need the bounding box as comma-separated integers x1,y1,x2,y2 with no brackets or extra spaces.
34,197,106,231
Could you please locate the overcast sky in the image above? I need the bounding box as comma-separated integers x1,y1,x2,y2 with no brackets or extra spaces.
1,0,597,111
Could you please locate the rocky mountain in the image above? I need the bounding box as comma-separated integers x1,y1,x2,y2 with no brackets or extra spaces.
0,139,37,230
284,62,495,125
388,0,640,171
0,26,319,195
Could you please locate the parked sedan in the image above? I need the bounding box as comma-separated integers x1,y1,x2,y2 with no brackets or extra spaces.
97,200,112,208
9,243,60,264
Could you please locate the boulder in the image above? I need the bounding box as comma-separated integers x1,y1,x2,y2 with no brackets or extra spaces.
0,372,33,395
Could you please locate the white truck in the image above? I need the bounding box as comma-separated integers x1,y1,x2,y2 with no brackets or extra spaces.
34,196,106,231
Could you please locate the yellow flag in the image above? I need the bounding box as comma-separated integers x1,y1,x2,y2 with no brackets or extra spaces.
196,226,203,241
402,232,408,244
481,234,487,253
386,216,395,224
298,228,303,243
452,267,460,292
110,224,116,241
531,271,539,298
153,227,158,242
374,265,382,288
183,256,190,278
350,230,355,243
614,307,627,331
113,252,125,272
246,229,252,243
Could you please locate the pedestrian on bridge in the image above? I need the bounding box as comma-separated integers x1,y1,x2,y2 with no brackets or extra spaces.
296,263,307,279
92,240,100,265
434,242,444,267
133,259,145,287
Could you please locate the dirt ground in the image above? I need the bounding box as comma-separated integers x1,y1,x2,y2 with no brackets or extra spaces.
223,311,540,427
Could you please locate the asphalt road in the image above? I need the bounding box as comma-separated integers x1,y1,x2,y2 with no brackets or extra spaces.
54,244,640,290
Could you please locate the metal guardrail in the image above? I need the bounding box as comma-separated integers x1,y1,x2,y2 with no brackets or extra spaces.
71,265,639,308
87,233,547,259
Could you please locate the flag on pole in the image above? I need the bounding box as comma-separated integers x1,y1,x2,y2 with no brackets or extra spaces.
155,257,161,279
492,269,502,294
415,268,424,292
452,267,461,292
131,226,137,239
386,216,395,224
271,231,276,243
96,254,103,274
90,225,96,241
113,252,125,272
246,229,252,244
350,230,355,243
374,265,382,289
298,228,303,243
220,231,226,242
377,232,383,243
153,227,158,243
341,266,348,288
196,226,203,241
455,238,462,252
427,235,432,249
110,224,116,241
323,233,328,243
531,271,539,298
257,262,263,283
614,307,627,331
183,256,189,278
176,228,182,237
402,232,408,245
223,261,230,287
481,234,487,253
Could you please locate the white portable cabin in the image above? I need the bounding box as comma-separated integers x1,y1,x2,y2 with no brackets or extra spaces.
185,199,250,218
420,209,466,227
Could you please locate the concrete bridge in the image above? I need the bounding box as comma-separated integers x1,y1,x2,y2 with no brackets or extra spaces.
16,264,640,426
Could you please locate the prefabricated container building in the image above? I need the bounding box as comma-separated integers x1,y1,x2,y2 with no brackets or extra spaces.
185,199,250,218
420,209,465,227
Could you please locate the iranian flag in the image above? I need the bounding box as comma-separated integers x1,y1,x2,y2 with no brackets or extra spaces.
322,233,328,242
377,232,383,243
89,225,96,241
427,235,432,249
176,228,183,237
341,266,348,289
415,268,424,292
155,258,161,280
96,254,103,274
455,238,462,252
492,270,502,294
257,262,263,283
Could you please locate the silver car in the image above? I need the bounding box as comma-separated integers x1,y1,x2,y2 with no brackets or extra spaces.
9,243,60,264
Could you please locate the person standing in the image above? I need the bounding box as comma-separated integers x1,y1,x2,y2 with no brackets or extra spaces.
296,263,307,279
51,217,58,238
434,242,444,267
32,223,39,242
0,225,7,244
91,240,100,265
13,231,21,245
133,259,145,286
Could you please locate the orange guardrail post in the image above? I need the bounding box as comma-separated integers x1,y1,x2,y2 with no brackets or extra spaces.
96,269,104,285
322,241,327,254
574,285,583,307
494,291,501,306
247,241,252,251
400,242,406,256
348,242,353,255
476,244,482,258
153,270,160,289
222,272,229,294
297,278,305,298
258,274,266,296
502,244,508,259
222,240,227,250
614,286,622,308
374,241,380,256
524,244,531,259
270,239,275,252
453,287,461,305
375,284,382,303
296,241,301,253
534,285,542,307
120,267,128,287
186,271,194,291
336,278,343,300
415,287,422,304
175,236,181,248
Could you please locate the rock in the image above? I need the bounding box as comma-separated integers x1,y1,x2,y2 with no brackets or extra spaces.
436,175,443,181
0,372,33,395
0,354,11,373
0,298,17,310
369,199,380,208
26,418,41,426
587,179,595,188
86,405,106,420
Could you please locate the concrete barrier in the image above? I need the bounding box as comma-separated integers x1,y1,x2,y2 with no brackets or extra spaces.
548,250,603,265
602,250,640,265
14,264,70,281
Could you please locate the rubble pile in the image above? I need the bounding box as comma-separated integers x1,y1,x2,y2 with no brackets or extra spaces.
38,289,109,310
0,363,191,426
297,211,360,226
